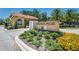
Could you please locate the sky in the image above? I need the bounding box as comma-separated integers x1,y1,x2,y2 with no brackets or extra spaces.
0,8,79,20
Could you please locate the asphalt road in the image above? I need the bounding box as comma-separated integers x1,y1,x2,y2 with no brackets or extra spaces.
60,28,79,34
0,25,28,51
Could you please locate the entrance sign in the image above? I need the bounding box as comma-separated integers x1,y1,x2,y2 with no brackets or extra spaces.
36,21,59,31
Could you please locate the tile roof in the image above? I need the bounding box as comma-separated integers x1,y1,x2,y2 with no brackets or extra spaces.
10,13,38,20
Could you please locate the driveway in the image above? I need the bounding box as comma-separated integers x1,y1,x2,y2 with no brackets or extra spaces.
60,28,79,34
0,25,29,51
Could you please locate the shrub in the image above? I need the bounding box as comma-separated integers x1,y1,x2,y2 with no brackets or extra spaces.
45,39,52,47
30,29,38,36
43,31,49,35
50,32,59,39
34,36,41,40
45,34,51,39
7,26,13,29
57,33,79,51
37,32,42,37
26,36,33,42
15,21,18,29
0,20,4,25
20,31,32,39
20,31,28,39
32,38,41,47
22,20,26,28
45,39,63,51
58,32,64,36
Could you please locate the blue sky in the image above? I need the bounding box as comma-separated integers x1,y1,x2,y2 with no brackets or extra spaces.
0,8,79,19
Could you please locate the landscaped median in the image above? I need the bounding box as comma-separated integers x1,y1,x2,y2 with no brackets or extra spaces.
15,29,79,51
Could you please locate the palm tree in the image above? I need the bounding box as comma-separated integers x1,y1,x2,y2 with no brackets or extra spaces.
4,18,11,23
51,9,63,21
64,9,79,27
4,18,11,28
64,9,78,22
40,12,48,21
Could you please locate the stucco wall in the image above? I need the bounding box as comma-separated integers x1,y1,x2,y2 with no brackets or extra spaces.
36,21,59,31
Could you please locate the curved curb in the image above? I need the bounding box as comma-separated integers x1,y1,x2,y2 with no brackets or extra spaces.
15,35,37,51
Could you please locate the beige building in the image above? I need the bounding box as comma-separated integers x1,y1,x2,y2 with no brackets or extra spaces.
10,13,38,28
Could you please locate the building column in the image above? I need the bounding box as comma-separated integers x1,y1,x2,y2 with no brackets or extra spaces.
29,21,38,30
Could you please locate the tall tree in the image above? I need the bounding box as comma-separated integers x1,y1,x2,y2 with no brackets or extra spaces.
0,18,4,25
32,9,40,18
20,10,32,15
64,9,78,22
40,12,48,21
5,18,11,23
51,9,63,21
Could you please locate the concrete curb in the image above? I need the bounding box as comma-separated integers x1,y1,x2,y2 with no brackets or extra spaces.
15,35,37,51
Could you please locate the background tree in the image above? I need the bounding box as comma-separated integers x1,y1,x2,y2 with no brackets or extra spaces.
4,18,11,23
32,9,40,18
40,12,48,21
20,10,32,15
64,9,78,22
0,18,4,25
51,9,63,21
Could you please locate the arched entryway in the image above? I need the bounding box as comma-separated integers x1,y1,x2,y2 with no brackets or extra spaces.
17,19,22,28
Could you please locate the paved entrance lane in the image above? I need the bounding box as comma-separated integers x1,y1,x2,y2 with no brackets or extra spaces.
0,26,14,50
60,28,79,34
0,26,29,51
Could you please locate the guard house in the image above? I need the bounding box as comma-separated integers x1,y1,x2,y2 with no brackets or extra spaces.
10,13,38,28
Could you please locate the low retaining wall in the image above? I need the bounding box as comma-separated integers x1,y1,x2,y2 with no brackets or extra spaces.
15,35,37,51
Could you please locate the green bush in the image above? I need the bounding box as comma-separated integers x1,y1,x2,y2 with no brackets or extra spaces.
20,31,32,39
32,38,41,47
0,20,4,25
22,20,26,28
30,29,38,36
50,32,59,39
58,32,64,36
45,39,52,47
26,36,33,42
43,31,49,35
34,36,41,40
45,39,63,51
15,21,18,29
45,34,51,39
37,32,42,37
20,32,27,39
